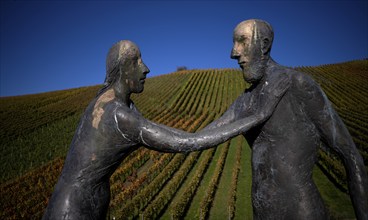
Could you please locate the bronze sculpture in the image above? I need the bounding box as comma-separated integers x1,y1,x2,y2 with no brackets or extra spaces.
42,40,288,219
204,19,368,219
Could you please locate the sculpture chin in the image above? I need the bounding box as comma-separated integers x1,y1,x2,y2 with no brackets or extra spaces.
242,69,264,84
136,86,144,94
241,61,266,84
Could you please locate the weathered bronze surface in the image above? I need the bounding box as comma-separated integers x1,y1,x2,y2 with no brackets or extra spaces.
42,40,286,219
205,19,368,219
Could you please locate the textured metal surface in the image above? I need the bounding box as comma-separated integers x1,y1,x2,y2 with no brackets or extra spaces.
206,19,368,220
42,40,286,219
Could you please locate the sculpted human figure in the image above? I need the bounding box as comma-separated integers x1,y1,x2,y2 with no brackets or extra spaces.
42,40,288,219
204,19,368,219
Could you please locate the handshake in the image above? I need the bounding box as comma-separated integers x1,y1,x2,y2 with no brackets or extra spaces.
43,19,368,220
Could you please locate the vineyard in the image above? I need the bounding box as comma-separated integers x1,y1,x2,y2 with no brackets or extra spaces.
0,60,367,219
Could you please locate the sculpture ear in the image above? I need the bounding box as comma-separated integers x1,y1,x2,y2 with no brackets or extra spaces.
261,38,271,55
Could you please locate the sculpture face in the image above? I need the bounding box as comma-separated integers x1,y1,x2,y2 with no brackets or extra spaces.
118,42,150,94
231,21,264,83
124,50,150,94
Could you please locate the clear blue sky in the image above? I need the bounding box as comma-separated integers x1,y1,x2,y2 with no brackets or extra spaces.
1,1,367,97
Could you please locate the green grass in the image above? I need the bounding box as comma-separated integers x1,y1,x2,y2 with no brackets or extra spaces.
1,60,367,219
313,166,355,219
160,151,205,219
208,137,239,219
0,113,80,182
234,139,253,220
184,146,223,220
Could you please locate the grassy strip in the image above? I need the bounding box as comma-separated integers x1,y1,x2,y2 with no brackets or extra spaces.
0,157,64,219
318,149,347,192
208,137,240,219
109,153,173,209
313,166,355,219
227,137,243,219
168,148,216,219
199,142,230,219
184,146,223,219
234,139,252,220
112,154,186,219
1,113,80,182
141,152,200,219
110,148,151,195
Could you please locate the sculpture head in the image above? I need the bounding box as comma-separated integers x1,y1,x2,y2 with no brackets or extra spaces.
231,19,273,83
102,40,150,95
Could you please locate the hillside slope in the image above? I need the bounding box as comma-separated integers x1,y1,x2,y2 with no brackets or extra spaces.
0,60,367,219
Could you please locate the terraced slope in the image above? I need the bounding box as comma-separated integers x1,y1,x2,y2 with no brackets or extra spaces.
1,60,367,219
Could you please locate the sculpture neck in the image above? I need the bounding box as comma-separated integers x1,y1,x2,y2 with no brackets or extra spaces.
113,82,132,107
248,57,276,91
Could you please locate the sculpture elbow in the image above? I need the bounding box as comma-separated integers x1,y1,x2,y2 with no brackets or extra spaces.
257,112,268,123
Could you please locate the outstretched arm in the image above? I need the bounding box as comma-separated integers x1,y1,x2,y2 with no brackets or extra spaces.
115,73,290,153
201,94,242,131
138,114,262,152
115,106,263,153
301,79,368,220
203,72,290,131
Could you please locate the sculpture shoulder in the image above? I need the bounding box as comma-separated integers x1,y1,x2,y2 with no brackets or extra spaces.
286,68,326,104
263,66,292,93
265,65,322,101
288,69,317,90
268,66,310,85
267,64,311,85
113,102,143,126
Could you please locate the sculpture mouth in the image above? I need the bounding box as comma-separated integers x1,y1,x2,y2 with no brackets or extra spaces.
238,62,247,68
140,78,146,84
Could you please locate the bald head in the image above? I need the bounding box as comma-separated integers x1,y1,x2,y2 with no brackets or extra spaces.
234,19,273,43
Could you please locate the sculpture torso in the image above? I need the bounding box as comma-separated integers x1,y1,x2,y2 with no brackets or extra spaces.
238,68,328,219
43,90,140,219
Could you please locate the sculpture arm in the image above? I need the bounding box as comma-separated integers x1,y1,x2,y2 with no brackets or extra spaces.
138,89,286,152
114,105,261,152
115,74,290,153
202,97,239,131
204,72,291,131
303,81,368,219
137,114,262,152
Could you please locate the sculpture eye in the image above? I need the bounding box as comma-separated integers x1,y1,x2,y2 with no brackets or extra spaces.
239,35,248,42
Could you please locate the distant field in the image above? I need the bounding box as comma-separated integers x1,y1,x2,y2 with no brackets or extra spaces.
1,60,367,219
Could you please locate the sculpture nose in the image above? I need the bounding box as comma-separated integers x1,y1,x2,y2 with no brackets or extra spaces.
143,63,150,75
231,48,240,60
